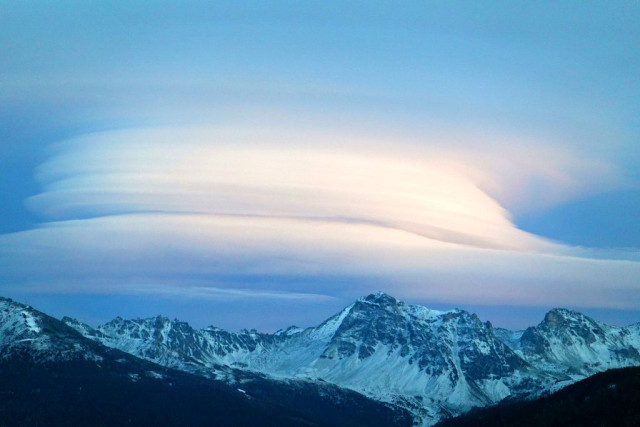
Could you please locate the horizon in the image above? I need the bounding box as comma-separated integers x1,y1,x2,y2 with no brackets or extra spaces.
1,2,639,331
8,291,640,334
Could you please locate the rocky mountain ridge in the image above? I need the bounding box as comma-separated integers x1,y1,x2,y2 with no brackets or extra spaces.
0,296,413,426
60,292,640,425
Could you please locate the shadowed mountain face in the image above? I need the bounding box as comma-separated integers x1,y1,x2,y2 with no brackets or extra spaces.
435,366,640,427
59,292,640,425
0,297,412,427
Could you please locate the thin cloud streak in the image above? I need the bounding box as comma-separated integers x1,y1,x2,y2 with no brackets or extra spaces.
0,278,336,303
126,285,338,302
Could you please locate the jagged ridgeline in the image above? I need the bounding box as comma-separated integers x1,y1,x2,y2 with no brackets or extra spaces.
0,296,412,427
2,293,640,426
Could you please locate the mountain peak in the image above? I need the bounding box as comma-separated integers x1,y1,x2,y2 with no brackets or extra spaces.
542,308,590,327
0,296,26,311
360,292,399,306
152,315,173,325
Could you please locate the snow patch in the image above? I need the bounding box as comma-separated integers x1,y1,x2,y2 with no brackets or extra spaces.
21,311,41,333
146,371,164,379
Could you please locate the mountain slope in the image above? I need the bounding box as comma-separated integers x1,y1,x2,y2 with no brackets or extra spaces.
436,366,640,427
0,356,313,427
0,297,412,427
0,296,105,362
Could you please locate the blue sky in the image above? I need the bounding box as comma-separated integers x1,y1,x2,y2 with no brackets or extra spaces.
1,1,639,330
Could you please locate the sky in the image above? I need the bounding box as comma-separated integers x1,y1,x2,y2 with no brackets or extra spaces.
1,1,639,331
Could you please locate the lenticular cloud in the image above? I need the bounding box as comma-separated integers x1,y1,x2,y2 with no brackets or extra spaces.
28,127,556,252
1,127,639,309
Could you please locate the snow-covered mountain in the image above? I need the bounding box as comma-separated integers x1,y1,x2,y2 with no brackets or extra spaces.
3,291,638,425
0,296,103,362
60,292,640,425
497,308,640,385
0,296,413,426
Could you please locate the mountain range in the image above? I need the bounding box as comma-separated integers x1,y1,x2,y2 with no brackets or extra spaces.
2,292,640,426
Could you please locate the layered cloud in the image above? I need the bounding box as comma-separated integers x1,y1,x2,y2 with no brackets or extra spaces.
28,128,560,251
1,127,639,311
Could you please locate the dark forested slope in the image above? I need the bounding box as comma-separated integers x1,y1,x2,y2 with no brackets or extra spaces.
437,366,640,427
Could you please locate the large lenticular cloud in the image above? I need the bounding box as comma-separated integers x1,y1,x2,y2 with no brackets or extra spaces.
1,127,639,310
28,127,557,252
